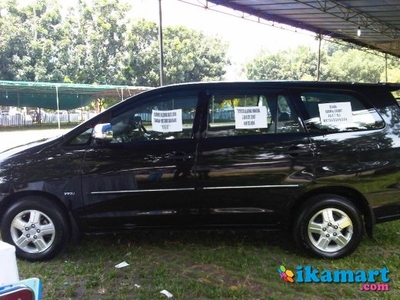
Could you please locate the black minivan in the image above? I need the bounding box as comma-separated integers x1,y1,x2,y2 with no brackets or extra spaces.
1,81,400,261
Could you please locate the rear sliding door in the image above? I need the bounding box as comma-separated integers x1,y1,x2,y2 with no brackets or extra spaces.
195,88,314,227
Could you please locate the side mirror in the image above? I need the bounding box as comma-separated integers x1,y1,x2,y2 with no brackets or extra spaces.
92,123,113,141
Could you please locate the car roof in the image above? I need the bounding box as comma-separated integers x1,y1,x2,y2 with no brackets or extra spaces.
139,81,400,94
125,81,400,105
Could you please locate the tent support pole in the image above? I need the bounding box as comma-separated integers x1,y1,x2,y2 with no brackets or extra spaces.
317,34,322,81
158,0,164,86
56,86,60,130
385,53,388,82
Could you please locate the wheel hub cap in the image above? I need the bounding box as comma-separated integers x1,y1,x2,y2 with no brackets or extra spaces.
10,210,56,254
308,208,353,253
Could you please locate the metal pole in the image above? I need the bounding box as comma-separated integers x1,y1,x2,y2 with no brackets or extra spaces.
56,86,60,130
317,34,322,81
158,0,165,86
385,53,388,82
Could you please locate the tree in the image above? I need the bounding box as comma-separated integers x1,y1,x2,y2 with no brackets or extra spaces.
0,1,229,87
124,20,230,86
323,48,384,82
163,25,229,84
0,0,27,80
244,40,394,83
0,0,132,84
381,56,400,84
0,0,66,81
244,45,325,80
244,50,287,80
123,19,160,86
65,0,131,85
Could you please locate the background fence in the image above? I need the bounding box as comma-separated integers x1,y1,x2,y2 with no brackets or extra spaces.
0,111,97,127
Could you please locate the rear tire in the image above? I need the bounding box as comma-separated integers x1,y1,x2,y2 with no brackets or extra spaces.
1,196,70,261
293,194,363,259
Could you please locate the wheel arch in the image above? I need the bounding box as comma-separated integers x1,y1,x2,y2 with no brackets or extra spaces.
0,191,80,240
288,186,375,237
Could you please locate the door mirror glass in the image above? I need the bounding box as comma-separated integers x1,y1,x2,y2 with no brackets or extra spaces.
93,123,113,141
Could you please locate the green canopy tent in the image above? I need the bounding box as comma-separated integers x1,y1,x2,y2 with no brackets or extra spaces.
0,80,151,110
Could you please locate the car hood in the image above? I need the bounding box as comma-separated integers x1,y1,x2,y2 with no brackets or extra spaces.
0,135,62,161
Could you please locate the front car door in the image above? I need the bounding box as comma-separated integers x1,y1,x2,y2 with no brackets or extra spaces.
77,90,201,231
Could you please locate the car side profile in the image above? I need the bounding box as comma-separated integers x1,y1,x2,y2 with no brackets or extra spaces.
1,81,400,261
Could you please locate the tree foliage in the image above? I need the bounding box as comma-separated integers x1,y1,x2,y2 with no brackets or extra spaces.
0,0,64,81
0,0,229,87
245,46,325,81
123,21,229,86
322,44,384,82
1,0,400,102
245,39,400,83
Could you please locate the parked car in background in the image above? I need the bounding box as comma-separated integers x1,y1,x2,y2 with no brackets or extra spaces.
1,81,400,261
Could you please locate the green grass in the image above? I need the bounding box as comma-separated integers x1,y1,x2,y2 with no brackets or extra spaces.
16,220,400,299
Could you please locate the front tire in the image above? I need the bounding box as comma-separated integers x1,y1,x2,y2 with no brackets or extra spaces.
1,196,70,261
294,194,363,259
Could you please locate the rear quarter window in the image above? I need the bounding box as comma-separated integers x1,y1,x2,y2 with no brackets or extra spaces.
391,89,400,106
299,91,384,133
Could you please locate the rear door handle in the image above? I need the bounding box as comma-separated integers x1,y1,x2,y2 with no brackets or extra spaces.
284,145,310,157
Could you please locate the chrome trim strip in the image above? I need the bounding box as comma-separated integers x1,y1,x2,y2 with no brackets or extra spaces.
202,185,300,190
88,184,300,195
89,188,194,195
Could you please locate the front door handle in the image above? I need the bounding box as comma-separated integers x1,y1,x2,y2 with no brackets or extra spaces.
167,152,193,162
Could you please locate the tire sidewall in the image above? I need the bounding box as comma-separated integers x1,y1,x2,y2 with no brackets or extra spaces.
294,195,363,259
1,197,69,261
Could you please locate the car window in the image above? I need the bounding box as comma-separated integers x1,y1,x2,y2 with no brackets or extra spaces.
67,127,93,145
207,92,303,137
110,93,197,142
300,91,384,133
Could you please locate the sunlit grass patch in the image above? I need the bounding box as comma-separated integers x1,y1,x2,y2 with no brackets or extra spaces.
17,223,400,299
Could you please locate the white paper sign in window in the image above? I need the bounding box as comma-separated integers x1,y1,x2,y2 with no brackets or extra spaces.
318,102,353,125
234,106,268,129
152,109,183,132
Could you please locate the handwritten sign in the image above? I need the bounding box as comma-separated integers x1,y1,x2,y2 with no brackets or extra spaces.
234,106,268,129
318,102,353,125
152,109,183,132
